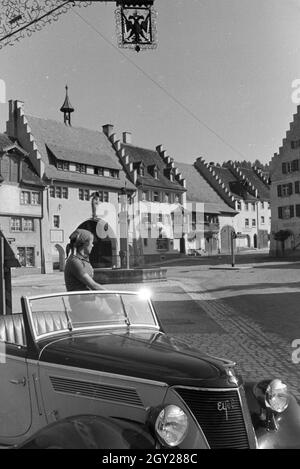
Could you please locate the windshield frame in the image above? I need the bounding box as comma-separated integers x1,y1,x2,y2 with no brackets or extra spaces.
23,290,160,342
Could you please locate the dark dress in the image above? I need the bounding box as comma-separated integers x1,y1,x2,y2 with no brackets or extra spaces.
64,254,94,291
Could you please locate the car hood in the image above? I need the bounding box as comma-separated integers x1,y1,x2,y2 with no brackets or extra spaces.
39,330,236,387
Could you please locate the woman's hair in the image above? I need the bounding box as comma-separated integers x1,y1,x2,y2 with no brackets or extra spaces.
66,229,93,258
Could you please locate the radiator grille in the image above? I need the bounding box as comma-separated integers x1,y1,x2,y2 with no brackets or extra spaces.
176,387,250,449
50,376,143,407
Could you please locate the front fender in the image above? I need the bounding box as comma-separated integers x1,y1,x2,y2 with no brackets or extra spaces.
244,381,300,449
16,415,156,449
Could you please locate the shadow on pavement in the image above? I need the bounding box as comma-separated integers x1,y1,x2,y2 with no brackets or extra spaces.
220,291,300,343
152,299,224,335
198,282,300,295
253,263,300,269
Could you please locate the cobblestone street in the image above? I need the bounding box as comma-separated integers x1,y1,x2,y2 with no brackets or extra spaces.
11,255,300,401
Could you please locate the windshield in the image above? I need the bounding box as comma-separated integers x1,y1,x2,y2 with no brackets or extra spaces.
27,292,158,339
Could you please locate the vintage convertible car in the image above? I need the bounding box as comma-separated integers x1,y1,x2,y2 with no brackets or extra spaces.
0,289,300,449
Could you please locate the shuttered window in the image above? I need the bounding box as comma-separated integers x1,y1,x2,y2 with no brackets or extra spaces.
279,183,293,196
278,206,294,219
292,159,300,171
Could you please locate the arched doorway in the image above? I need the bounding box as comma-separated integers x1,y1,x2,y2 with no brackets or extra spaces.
52,244,65,271
220,225,236,254
77,219,117,268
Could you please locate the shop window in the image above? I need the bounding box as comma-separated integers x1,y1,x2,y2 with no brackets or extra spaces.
17,247,35,267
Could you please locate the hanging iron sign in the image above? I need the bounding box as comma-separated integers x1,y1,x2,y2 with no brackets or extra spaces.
115,1,157,52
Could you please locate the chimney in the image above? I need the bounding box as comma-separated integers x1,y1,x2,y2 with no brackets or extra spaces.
122,132,132,144
7,100,24,139
102,124,114,138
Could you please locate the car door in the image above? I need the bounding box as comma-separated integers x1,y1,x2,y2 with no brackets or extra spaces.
0,343,32,438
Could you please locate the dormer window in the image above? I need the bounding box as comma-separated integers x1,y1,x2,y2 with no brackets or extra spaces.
57,160,69,171
164,167,174,182
75,164,86,174
148,164,159,179
109,169,119,178
94,167,104,176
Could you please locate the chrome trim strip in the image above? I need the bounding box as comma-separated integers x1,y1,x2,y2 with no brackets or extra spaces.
0,353,26,362
34,354,168,388
174,386,240,392
26,290,142,301
238,385,258,449
32,373,43,416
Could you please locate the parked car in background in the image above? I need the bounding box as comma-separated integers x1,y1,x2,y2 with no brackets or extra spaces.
0,289,299,449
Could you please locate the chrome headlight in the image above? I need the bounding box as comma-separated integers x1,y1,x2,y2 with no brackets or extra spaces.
265,379,289,413
155,405,188,447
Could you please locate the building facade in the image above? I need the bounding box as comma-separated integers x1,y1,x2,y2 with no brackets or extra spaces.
102,126,187,264
193,158,271,253
0,133,45,274
176,162,237,255
270,105,300,256
6,100,136,273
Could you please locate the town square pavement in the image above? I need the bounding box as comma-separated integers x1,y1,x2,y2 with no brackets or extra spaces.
11,252,300,401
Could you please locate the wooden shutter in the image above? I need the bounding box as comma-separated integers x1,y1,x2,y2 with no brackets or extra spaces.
295,181,300,194
277,185,282,197
282,163,287,174
288,183,293,195
290,205,295,218
294,159,300,171
278,207,283,219
296,205,300,217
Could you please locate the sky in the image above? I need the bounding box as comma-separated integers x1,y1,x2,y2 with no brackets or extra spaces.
1,0,300,165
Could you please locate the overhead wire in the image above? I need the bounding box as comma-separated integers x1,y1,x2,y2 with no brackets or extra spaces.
71,6,249,161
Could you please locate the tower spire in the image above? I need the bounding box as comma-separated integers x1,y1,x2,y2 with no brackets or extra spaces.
60,85,74,126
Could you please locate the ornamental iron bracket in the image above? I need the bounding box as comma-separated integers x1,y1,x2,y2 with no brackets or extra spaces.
0,1,92,49
0,1,157,51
